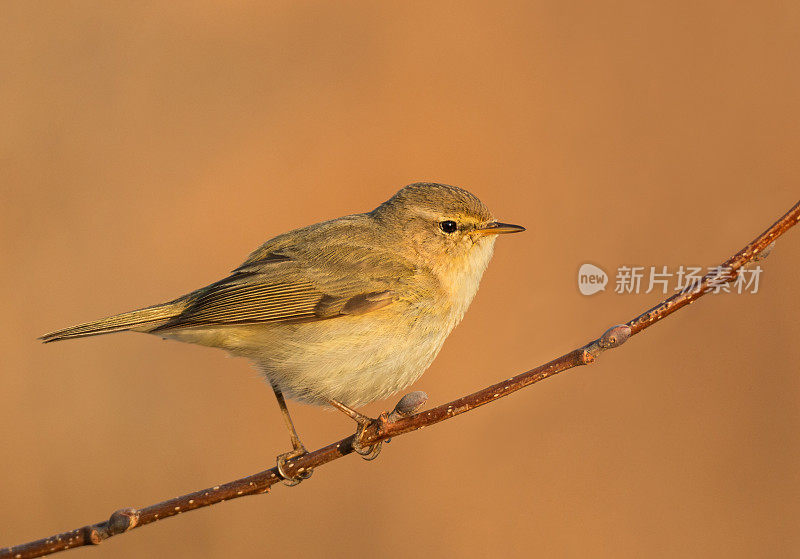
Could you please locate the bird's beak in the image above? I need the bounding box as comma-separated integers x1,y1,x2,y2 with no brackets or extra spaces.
474,221,526,236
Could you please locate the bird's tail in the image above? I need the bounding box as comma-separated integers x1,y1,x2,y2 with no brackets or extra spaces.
40,300,186,343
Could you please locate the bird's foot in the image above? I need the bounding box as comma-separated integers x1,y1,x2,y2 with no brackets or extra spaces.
327,399,395,461
276,445,313,486
351,413,388,461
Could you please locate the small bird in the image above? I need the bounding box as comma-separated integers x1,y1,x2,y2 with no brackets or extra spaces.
41,182,524,483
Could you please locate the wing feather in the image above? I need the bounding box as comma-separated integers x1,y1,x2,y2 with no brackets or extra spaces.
154,277,324,329
152,216,437,332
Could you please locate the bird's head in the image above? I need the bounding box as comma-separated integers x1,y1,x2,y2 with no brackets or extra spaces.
371,182,525,282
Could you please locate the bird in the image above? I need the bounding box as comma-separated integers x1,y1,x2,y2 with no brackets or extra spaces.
41,182,525,483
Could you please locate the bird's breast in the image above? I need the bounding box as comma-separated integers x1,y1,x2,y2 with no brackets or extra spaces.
437,237,496,329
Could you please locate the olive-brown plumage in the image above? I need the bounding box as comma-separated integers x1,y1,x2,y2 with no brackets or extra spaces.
41,182,524,478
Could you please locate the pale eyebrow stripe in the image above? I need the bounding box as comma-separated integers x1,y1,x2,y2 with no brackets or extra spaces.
410,208,478,222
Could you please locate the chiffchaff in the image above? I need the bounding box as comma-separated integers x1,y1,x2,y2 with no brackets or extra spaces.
41,182,524,481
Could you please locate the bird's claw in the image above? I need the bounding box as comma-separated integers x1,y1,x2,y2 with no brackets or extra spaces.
351,413,387,461
276,446,313,486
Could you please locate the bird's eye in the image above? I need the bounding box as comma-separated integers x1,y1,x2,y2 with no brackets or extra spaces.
439,220,458,234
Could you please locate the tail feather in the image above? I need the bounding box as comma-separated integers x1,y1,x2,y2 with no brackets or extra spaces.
40,301,186,343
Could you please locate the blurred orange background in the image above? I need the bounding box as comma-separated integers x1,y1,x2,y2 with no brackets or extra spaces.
2,2,799,557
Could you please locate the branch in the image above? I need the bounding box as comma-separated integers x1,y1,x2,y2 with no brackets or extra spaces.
4,200,799,559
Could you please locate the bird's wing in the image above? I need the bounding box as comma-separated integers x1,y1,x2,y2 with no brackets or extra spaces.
152,245,421,331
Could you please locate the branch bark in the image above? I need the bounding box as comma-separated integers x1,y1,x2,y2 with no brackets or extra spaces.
4,200,799,559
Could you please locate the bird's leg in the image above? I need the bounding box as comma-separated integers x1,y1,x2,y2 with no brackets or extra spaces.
272,386,312,486
327,399,385,460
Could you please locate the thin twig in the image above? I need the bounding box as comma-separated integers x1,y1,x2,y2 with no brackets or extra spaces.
4,200,799,559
